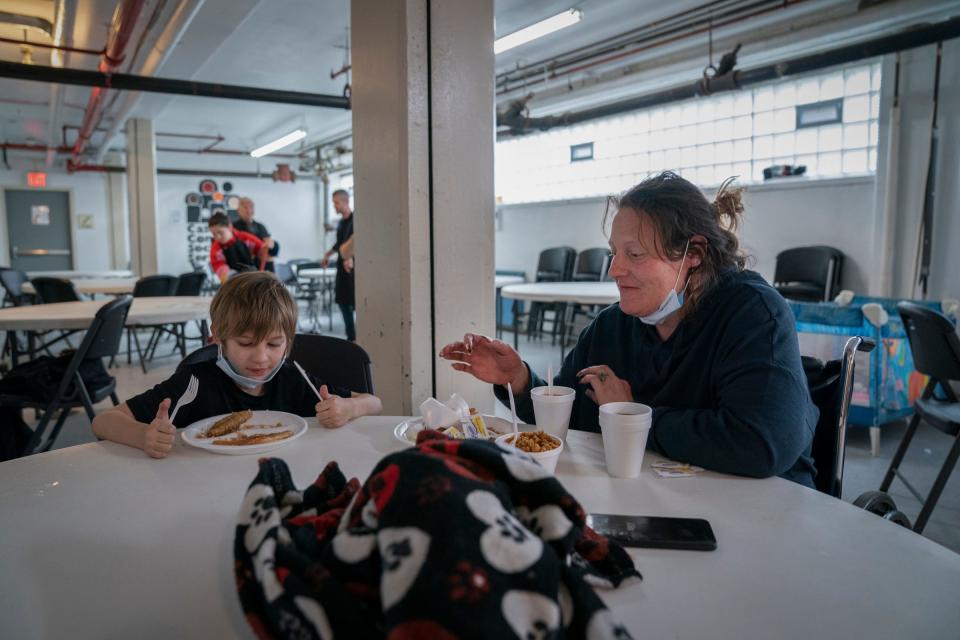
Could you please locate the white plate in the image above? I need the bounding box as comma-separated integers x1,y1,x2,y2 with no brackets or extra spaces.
181,410,308,455
393,414,526,446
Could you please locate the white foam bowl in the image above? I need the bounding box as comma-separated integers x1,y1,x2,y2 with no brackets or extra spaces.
496,431,563,474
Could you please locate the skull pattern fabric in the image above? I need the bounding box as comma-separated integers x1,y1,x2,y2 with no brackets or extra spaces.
234,430,640,639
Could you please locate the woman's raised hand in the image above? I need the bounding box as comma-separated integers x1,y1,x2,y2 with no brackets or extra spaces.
439,334,528,390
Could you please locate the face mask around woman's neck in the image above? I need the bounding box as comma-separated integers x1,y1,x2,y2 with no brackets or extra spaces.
638,239,691,326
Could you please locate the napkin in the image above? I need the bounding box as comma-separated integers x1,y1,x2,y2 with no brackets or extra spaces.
234,431,640,639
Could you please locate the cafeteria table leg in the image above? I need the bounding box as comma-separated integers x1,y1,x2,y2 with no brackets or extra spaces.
200,320,209,344
7,330,19,366
27,331,35,362
512,300,520,350
496,291,502,340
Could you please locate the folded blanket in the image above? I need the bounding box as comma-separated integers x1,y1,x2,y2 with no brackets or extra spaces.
235,431,641,639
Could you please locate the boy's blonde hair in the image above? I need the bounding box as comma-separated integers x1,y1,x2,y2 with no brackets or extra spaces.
209,272,297,350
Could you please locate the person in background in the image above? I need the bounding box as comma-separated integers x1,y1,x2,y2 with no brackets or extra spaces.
321,189,356,342
233,197,279,272
440,171,818,487
91,272,383,459
208,212,269,283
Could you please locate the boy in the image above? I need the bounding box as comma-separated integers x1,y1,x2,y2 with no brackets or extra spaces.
92,272,383,459
208,212,269,283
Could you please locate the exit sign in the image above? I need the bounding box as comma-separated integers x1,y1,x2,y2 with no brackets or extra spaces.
27,172,47,187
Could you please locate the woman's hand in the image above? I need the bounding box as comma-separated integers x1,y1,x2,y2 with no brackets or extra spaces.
439,334,528,390
315,385,354,428
143,398,176,459
577,365,633,405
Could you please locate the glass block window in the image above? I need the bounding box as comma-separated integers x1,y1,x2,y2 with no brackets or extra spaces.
495,61,882,205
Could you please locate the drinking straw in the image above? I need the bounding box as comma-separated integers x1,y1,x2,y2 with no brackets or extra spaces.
506,382,519,439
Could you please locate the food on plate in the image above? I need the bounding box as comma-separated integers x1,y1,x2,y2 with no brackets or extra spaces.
213,430,294,446
503,431,560,453
203,410,253,438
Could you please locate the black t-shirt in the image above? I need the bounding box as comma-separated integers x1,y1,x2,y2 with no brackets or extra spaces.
234,219,279,258
126,361,351,428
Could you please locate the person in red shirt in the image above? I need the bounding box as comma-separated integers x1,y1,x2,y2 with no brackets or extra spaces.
208,212,269,282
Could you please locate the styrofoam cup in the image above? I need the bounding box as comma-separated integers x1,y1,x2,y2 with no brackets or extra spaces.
496,432,563,474
531,385,575,440
598,402,652,478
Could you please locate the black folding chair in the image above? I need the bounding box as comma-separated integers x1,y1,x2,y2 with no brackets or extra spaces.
804,335,876,498
126,275,178,373
30,276,81,303
0,295,131,456
142,271,208,361
773,246,844,302
28,277,82,355
290,333,374,394
176,343,219,374
524,246,576,343
1,269,32,307
875,302,960,533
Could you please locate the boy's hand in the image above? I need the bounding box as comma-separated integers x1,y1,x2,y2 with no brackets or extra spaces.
315,385,353,428
144,398,176,459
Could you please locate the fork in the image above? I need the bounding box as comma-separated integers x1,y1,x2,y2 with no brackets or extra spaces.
169,374,199,423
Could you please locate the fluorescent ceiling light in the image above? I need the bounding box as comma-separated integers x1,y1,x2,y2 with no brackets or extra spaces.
494,9,583,55
250,129,307,158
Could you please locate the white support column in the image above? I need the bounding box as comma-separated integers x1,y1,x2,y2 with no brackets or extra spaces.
429,0,496,410
125,118,159,276
352,0,495,414
105,152,130,270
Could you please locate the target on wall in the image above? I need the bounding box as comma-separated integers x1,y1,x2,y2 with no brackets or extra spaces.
185,179,243,269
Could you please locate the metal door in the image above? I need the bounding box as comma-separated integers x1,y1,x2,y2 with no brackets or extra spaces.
4,189,73,270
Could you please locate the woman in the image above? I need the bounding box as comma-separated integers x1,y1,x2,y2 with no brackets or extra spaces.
440,171,817,487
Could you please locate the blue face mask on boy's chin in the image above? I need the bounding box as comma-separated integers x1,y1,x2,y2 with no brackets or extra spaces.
215,344,285,389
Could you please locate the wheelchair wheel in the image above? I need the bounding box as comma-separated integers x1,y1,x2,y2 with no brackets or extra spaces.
853,490,898,516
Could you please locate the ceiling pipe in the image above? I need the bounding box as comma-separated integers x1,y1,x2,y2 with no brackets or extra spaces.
70,0,146,164
0,35,102,57
498,15,960,137
497,0,803,95
1,142,72,153
92,0,206,164
64,163,326,180
0,60,352,109
45,0,77,167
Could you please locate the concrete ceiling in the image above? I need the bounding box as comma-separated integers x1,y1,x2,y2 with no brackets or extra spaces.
0,0,956,171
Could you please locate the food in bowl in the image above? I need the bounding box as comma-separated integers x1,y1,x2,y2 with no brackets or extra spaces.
502,431,560,453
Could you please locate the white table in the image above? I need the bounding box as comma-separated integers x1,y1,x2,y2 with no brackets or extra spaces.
495,274,524,289
25,269,135,279
0,297,210,364
21,277,138,297
500,282,620,351
297,267,337,280
294,268,337,331
0,420,956,639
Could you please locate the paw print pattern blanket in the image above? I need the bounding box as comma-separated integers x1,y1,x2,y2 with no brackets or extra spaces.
235,431,641,639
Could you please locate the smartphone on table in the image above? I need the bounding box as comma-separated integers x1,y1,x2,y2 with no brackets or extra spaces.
586,513,717,551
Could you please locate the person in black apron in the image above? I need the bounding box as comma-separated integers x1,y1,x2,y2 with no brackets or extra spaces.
322,189,356,341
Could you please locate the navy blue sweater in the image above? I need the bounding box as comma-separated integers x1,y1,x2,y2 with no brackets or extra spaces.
496,269,817,487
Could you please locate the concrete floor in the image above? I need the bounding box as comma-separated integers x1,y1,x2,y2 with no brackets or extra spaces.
34,309,960,554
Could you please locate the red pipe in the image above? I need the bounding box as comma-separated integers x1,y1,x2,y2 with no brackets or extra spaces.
71,0,146,161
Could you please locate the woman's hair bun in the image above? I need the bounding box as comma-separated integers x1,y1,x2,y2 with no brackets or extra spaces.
713,176,745,231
